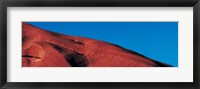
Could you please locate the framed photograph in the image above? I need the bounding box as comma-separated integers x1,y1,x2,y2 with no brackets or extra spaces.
0,0,199,89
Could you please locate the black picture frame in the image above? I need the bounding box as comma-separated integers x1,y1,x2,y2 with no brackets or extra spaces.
0,0,200,89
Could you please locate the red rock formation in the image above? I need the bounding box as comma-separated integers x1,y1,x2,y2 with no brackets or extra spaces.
22,22,171,67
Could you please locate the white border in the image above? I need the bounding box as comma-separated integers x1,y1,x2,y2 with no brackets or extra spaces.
7,7,193,82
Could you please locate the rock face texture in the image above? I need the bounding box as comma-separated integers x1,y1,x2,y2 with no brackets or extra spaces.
22,23,171,67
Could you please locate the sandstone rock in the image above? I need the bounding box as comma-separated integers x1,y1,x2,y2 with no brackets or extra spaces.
22,22,171,67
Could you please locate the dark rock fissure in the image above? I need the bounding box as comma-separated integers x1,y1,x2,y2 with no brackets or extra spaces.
50,32,61,37
69,39,84,45
49,43,64,53
64,53,88,67
22,55,41,59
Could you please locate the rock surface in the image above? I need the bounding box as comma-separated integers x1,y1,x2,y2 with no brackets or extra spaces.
22,22,171,67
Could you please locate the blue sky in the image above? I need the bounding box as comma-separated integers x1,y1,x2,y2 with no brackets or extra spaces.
27,22,178,67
